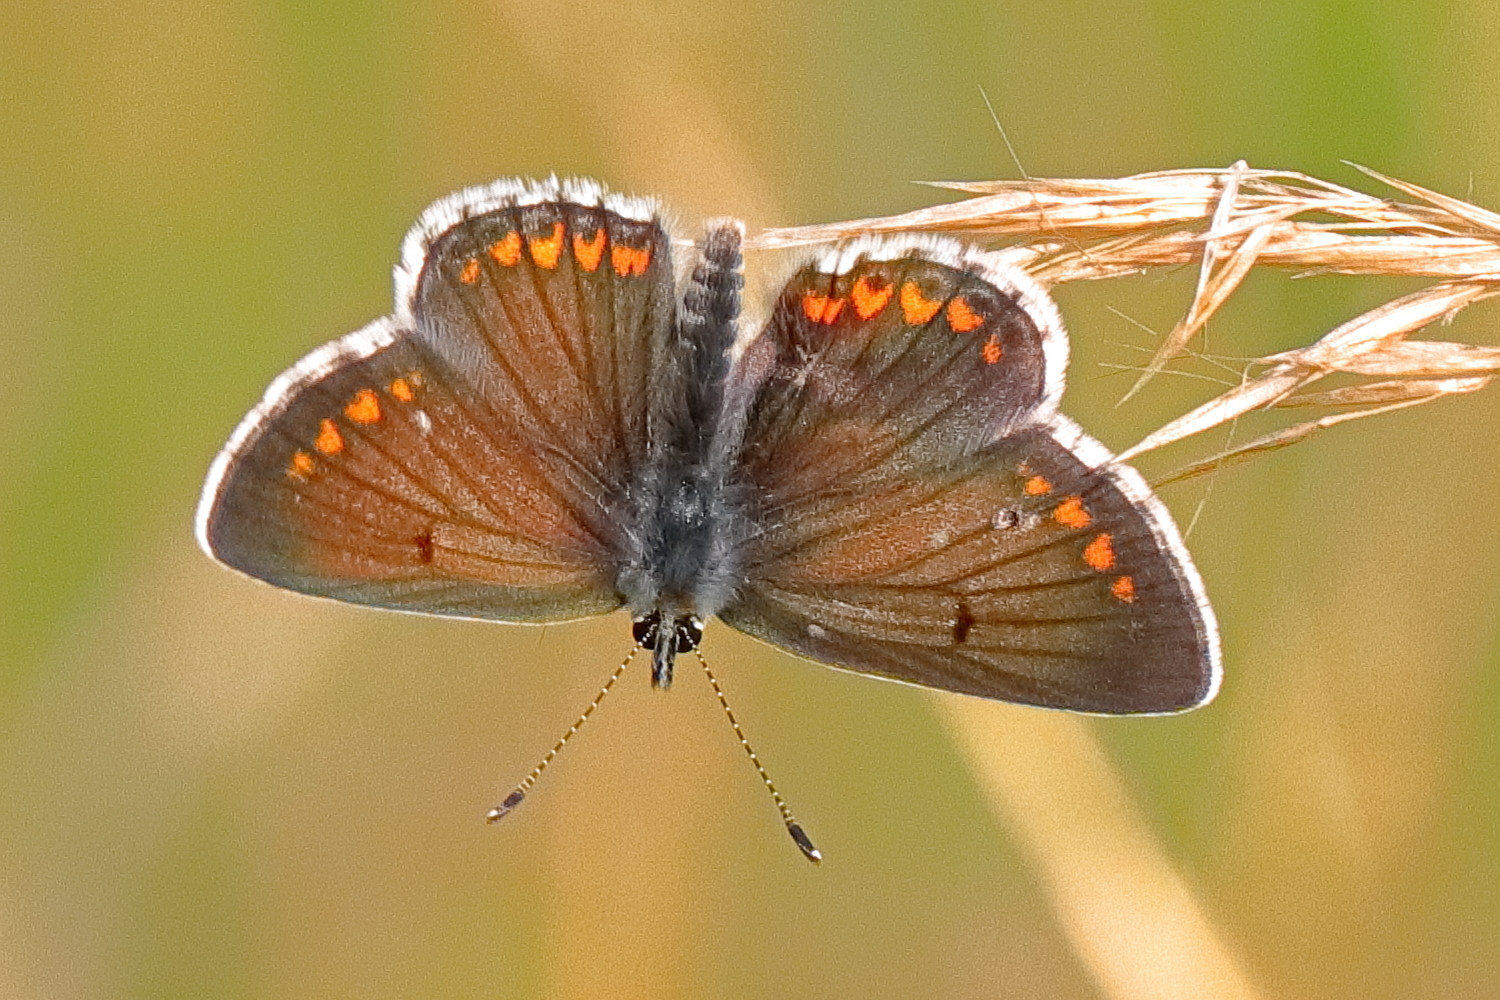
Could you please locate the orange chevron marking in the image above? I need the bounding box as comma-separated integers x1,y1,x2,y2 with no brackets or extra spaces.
899,281,943,324
850,276,893,319
573,227,607,271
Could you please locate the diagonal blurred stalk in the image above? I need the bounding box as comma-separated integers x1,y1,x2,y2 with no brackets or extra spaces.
936,697,1266,1000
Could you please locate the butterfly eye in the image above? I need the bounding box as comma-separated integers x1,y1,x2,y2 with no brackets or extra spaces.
630,613,660,648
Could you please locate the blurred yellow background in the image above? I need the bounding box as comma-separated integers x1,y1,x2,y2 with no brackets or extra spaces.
4,1,1499,998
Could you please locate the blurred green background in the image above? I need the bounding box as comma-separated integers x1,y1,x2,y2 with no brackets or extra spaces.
4,1,1499,998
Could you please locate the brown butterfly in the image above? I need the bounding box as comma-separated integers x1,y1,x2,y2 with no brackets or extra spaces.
198,177,1220,859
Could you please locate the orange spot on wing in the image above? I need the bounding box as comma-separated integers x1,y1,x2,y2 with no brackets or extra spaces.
287,451,314,479
1054,495,1091,529
1083,533,1115,571
345,388,381,424
459,258,480,284
389,378,414,402
573,227,607,271
1111,575,1137,603
982,332,1004,365
489,231,523,266
315,419,344,455
850,276,893,319
947,295,984,332
611,244,651,276
529,221,565,269
899,281,943,324
801,293,846,324
1024,475,1051,495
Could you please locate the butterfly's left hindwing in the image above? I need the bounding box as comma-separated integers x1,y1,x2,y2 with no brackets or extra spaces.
721,240,1219,713
733,237,1064,488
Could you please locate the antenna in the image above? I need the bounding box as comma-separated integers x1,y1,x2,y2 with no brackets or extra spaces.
486,648,638,822
692,648,822,864
486,639,822,864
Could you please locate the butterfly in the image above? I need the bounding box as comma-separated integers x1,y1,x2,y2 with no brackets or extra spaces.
197,177,1220,856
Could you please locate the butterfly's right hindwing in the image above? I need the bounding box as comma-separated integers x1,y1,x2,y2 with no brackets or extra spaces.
198,181,678,623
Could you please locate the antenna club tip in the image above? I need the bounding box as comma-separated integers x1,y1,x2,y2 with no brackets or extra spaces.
486,789,526,823
787,822,822,864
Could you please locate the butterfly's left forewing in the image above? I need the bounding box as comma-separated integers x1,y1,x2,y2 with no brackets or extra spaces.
721,240,1219,713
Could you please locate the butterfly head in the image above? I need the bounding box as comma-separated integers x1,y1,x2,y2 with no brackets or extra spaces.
631,611,705,688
